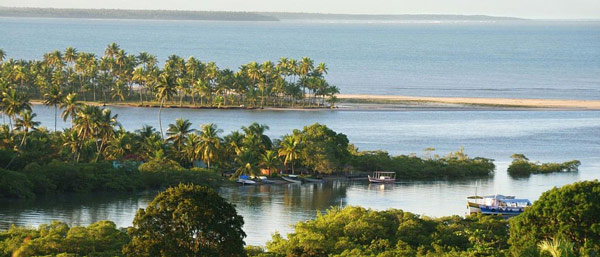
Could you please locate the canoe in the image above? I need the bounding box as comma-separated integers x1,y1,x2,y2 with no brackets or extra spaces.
282,176,302,184
303,177,325,183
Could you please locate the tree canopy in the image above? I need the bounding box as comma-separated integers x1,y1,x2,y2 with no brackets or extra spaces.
123,184,246,257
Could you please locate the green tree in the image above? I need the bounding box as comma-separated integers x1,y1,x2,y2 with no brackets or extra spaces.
123,184,246,257
155,73,176,138
509,180,600,256
278,135,301,174
6,110,40,168
259,150,281,176
198,123,222,169
60,93,83,125
43,85,63,132
166,118,195,151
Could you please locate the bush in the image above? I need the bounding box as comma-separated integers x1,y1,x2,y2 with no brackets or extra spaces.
507,154,580,177
508,180,600,256
0,168,34,199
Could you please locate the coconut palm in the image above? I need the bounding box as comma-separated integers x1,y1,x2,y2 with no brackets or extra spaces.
42,85,63,131
0,49,5,63
155,73,177,138
198,123,223,169
259,150,281,176
166,118,195,151
234,149,259,178
182,133,201,165
538,238,575,257
60,93,83,125
6,110,40,168
278,135,301,174
95,108,120,161
61,128,82,161
1,89,31,129
242,122,272,150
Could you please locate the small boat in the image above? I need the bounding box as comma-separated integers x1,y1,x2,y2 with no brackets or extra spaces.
281,175,302,184
467,194,531,216
303,177,325,183
236,175,256,185
368,171,396,183
258,176,275,184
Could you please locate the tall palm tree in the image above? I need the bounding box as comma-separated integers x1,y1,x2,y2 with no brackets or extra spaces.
155,73,176,138
95,108,120,161
60,93,83,126
166,118,195,151
259,150,281,176
278,135,301,174
234,149,259,178
198,123,222,169
1,89,31,130
242,122,272,150
43,85,63,132
0,49,5,63
182,133,201,165
6,110,40,168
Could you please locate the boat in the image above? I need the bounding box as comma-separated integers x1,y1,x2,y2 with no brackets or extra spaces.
467,194,531,216
368,171,396,183
258,176,275,184
302,177,325,183
281,175,302,184
236,175,256,185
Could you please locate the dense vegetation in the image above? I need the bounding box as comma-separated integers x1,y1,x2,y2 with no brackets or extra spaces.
349,147,495,179
0,44,339,110
508,180,600,256
507,154,580,177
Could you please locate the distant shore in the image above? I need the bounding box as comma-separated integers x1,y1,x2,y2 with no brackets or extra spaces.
32,94,600,111
337,94,600,110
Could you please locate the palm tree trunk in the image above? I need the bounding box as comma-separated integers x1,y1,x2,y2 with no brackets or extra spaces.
159,99,164,139
54,105,57,132
6,131,27,169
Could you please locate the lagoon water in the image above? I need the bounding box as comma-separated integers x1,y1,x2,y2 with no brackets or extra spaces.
1,17,599,99
0,17,600,245
1,105,599,245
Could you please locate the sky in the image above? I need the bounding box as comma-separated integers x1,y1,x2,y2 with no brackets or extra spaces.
1,0,599,19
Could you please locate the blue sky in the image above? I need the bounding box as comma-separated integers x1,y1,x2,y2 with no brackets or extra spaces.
1,0,599,19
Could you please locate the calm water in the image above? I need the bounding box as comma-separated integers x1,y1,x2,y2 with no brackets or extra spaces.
1,18,599,99
0,106,598,245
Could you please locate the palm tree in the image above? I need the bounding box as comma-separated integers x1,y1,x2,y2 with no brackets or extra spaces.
6,110,40,168
234,149,259,178
259,150,281,176
94,108,120,161
60,93,83,126
61,128,82,161
166,118,195,151
1,89,31,130
278,135,301,174
242,122,272,150
43,85,63,131
198,123,223,169
538,238,575,257
155,73,176,138
182,133,201,165
0,49,5,63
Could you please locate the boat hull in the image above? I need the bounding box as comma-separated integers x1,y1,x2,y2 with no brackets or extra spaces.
368,176,395,183
236,179,256,185
282,176,302,183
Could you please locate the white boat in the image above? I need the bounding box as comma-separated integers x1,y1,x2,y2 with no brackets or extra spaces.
368,171,396,183
236,175,256,185
258,176,275,184
282,175,302,184
467,194,531,216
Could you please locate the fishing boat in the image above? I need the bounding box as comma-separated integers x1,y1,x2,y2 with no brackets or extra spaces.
236,175,256,185
467,194,531,216
368,171,396,183
281,175,302,184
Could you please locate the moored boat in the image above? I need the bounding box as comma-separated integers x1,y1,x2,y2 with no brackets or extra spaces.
282,175,302,184
302,177,325,183
258,176,275,184
368,171,396,183
467,194,530,217
236,175,257,185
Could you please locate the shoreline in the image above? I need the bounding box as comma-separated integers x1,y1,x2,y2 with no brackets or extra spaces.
31,94,600,111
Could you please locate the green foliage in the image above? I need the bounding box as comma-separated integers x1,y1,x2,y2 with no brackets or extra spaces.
261,206,509,257
0,168,33,199
294,123,350,174
350,149,495,179
508,180,600,256
123,184,246,257
0,220,129,257
507,154,581,177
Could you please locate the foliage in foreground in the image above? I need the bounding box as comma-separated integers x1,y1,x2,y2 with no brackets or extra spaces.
124,184,246,257
257,206,510,257
507,154,580,177
508,180,600,256
0,220,128,257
